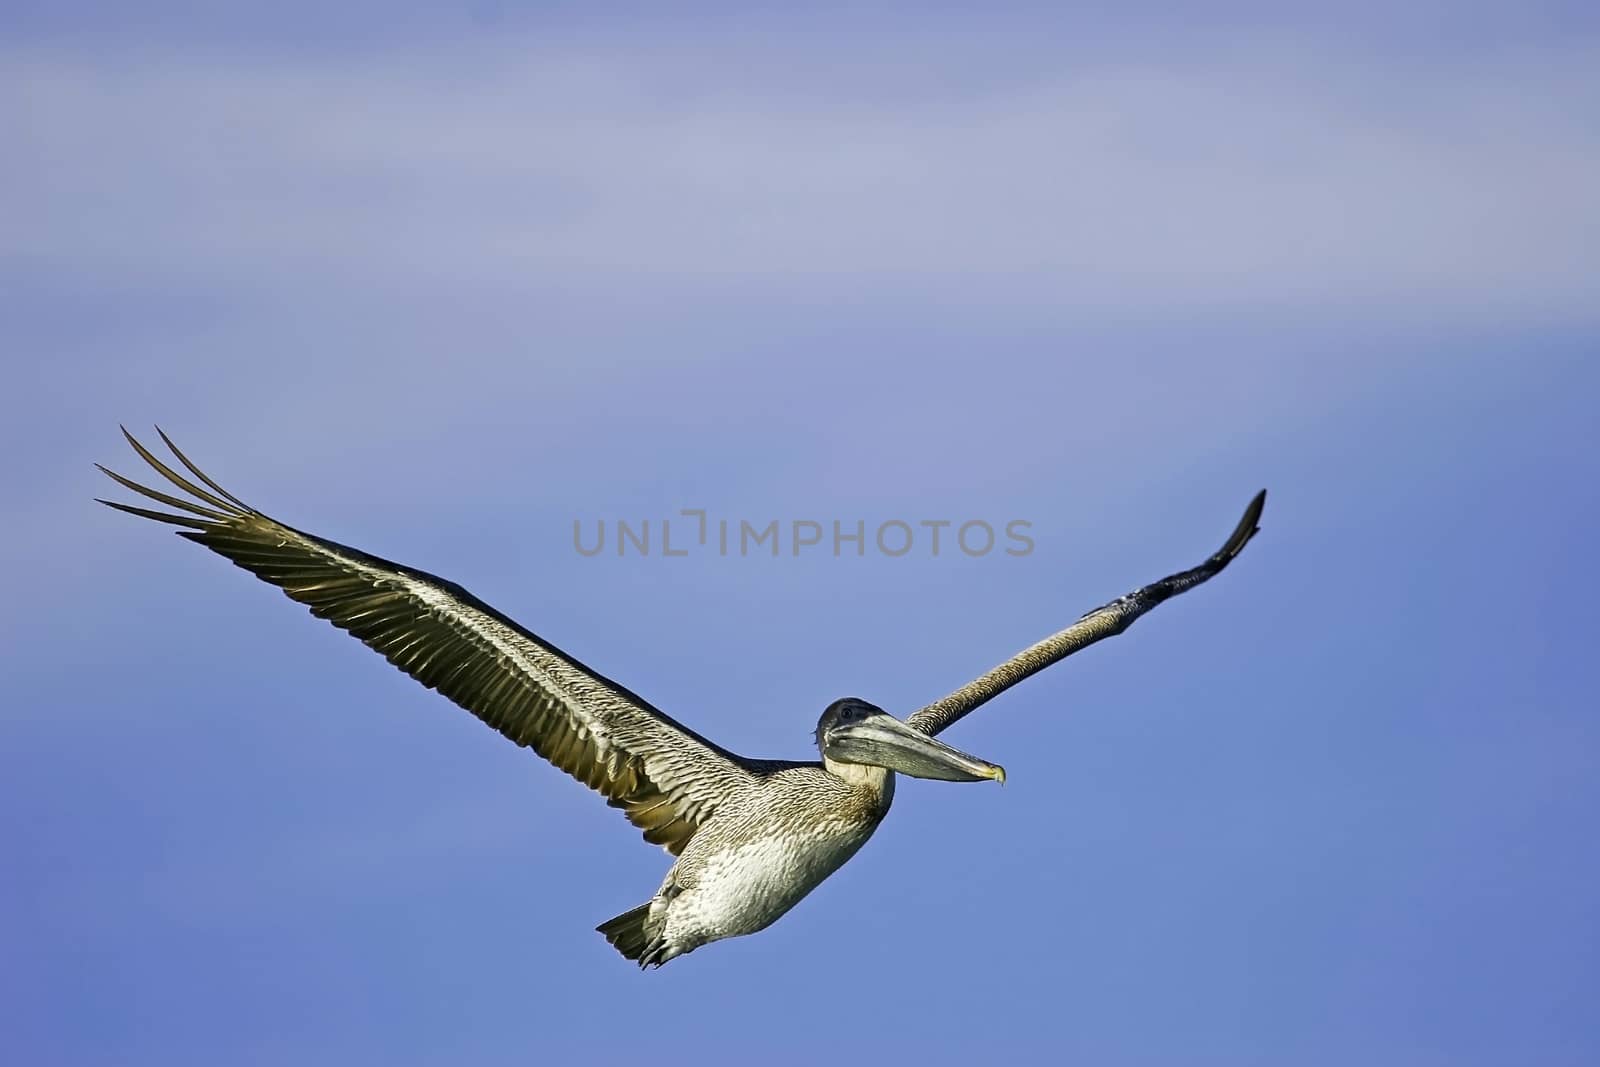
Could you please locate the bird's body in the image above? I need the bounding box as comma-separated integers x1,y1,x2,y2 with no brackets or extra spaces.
610,762,892,965
98,428,1264,967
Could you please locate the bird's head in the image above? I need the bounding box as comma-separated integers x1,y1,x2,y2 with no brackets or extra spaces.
815,697,1006,784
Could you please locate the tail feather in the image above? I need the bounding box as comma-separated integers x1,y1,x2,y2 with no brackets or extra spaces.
596,904,653,962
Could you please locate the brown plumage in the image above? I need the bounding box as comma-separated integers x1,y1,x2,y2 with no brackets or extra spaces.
98,427,772,857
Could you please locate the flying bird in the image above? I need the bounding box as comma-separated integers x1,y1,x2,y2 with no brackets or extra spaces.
98,428,1265,968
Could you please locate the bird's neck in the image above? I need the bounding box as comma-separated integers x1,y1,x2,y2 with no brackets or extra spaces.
823,758,896,814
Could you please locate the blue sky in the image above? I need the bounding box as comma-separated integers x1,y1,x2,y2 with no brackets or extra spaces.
4,5,1598,1064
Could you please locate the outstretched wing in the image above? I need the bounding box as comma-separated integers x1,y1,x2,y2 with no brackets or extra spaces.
98,427,760,855
905,491,1265,738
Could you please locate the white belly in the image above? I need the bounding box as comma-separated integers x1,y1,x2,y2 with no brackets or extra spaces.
666,822,879,946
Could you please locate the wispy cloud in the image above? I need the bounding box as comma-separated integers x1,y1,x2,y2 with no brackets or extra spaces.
9,34,1599,322
8,31,1593,618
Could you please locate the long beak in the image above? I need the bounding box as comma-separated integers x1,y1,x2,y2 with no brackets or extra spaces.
826,716,1006,784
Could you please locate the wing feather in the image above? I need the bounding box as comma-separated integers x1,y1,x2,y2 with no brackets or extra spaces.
99,427,761,855
905,491,1265,738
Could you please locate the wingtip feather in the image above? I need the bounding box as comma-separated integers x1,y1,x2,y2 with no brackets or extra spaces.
96,497,214,530
154,426,254,512
1217,488,1267,562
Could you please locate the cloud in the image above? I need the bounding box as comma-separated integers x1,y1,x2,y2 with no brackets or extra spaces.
7,33,1599,323
3,29,1592,635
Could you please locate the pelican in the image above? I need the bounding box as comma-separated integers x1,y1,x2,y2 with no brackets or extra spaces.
98,428,1265,968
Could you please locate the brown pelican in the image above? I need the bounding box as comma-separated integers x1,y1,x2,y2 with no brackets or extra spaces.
97,428,1265,968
